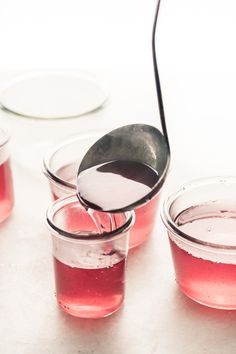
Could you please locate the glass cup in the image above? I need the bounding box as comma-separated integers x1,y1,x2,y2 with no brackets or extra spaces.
161,176,236,310
43,131,162,248
0,129,14,223
46,194,134,318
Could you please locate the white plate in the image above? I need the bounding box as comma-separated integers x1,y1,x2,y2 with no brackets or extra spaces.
0,70,108,119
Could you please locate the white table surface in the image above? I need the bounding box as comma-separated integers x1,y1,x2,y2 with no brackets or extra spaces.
1,1,236,353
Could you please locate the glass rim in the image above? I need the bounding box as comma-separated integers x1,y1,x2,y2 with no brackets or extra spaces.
0,128,10,149
161,176,236,250
46,194,135,242
42,130,109,191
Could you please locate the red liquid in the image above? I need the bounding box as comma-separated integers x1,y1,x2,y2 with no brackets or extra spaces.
77,160,159,211
54,256,126,318
170,203,236,309
0,159,14,223
131,194,160,248
50,162,160,248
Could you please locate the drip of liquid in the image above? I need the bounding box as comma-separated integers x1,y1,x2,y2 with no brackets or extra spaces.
77,160,159,211
86,207,103,234
87,208,116,234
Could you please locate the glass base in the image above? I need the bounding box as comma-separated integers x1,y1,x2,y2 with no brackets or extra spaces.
179,287,236,310
58,299,124,319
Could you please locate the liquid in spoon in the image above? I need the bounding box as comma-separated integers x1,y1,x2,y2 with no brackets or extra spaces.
77,160,159,211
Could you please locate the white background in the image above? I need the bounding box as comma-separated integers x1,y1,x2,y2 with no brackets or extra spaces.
1,1,236,353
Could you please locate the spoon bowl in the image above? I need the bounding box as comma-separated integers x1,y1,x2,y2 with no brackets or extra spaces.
77,123,170,212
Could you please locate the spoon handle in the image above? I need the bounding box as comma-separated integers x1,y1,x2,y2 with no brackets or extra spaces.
152,0,170,151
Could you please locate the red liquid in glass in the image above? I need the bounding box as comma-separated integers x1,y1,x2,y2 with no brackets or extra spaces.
52,162,160,248
132,194,160,248
0,159,14,223
170,203,236,309
54,256,126,318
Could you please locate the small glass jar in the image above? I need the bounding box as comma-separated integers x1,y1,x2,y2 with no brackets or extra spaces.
162,176,236,310
46,194,134,318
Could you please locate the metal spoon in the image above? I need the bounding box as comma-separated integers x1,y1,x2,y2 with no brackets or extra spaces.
77,0,170,212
